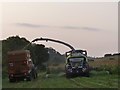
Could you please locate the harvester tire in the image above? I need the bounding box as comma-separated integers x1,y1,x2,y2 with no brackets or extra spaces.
66,73,72,78
84,72,90,77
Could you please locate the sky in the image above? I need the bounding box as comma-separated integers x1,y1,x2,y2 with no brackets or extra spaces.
0,2,118,57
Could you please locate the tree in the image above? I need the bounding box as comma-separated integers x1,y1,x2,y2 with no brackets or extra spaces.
2,36,49,69
27,44,49,66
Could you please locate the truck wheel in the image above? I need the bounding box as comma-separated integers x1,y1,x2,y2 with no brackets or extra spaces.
36,73,38,78
9,78,15,82
33,73,37,79
26,76,32,81
34,72,38,79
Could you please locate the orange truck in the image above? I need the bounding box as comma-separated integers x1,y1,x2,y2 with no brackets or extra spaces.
7,50,37,82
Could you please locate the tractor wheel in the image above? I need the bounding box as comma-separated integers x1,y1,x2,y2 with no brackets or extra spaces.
36,72,38,78
33,72,37,79
26,76,32,81
9,78,15,82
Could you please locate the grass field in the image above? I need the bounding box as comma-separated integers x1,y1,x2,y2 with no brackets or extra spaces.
2,71,119,88
88,55,119,67
2,55,119,88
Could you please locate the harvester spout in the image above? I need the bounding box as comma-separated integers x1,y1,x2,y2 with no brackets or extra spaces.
32,37,75,51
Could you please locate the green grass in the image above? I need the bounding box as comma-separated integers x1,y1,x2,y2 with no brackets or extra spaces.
2,71,119,88
2,72,77,88
0,77,2,89
70,70,119,88
73,75,118,88
36,77,77,88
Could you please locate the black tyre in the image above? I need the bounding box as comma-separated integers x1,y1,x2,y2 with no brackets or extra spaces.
9,78,15,82
35,72,38,79
66,73,72,78
36,73,38,78
26,76,32,81
33,72,37,79
84,72,90,77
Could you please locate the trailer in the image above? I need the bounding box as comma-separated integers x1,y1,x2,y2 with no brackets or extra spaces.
7,50,37,82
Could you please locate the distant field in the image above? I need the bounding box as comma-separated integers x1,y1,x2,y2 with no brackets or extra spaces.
88,55,118,67
49,56,119,69
48,55,119,68
2,71,119,88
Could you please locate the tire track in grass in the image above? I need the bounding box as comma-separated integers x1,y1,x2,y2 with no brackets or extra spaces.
76,77,118,88
87,78,118,88
94,78,119,85
91,78,118,87
92,75,118,83
83,80,113,88
30,72,47,88
32,73,79,88
69,79,89,88
71,77,101,88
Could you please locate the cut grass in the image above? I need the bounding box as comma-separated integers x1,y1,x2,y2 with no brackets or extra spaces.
2,74,77,88
72,71,118,88
38,77,77,88
2,71,119,88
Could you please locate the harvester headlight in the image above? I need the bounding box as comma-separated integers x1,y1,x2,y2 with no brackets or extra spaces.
78,66,82,68
72,67,75,69
67,69,72,72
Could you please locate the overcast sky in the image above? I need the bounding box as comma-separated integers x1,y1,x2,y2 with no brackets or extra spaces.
1,2,118,57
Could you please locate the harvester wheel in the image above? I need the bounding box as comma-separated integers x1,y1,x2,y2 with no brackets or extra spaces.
66,73,72,78
84,72,90,77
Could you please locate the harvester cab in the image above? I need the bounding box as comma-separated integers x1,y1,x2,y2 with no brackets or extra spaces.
65,50,87,57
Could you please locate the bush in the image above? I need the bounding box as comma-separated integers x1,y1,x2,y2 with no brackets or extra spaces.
49,67,65,74
90,65,119,75
104,65,119,74
2,67,8,79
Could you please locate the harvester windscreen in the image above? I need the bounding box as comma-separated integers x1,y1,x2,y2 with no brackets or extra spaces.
69,57,84,62
69,57,85,67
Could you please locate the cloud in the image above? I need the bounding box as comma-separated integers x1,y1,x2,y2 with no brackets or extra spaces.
16,23,49,28
15,22,99,31
61,26,99,31
81,27,99,31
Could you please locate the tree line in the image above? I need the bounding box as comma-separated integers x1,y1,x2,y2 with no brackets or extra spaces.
2,36,49,71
